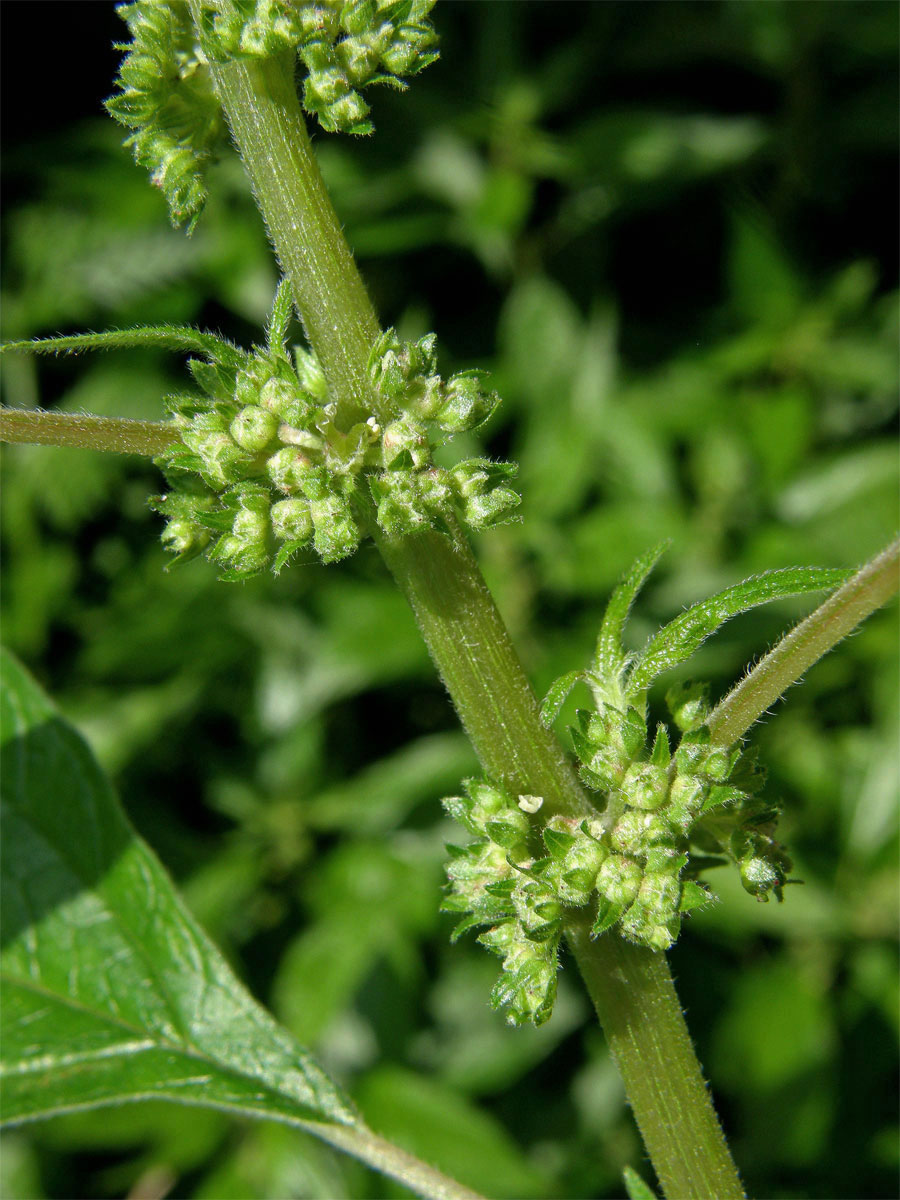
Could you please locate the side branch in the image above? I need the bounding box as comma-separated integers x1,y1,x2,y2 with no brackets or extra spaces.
708,538,900,746
0,408,177,457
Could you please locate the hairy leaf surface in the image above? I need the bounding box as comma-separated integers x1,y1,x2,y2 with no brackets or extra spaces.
626,567,851,697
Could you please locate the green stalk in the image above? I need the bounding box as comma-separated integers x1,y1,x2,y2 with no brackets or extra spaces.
568,913,743,1200
202,36,744,1200
0,407,177,456
202,49,380,425
376,523,587,819
709,538,900,746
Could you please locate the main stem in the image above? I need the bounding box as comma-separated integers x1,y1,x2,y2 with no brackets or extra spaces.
204,41,744,1200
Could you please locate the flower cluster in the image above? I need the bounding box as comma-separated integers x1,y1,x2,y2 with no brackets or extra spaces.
107,0,230,230
442,781,562,1027
438,549,841,1027
108,1,440,232
570,684,788,950
442,693,790,1023
202,0,439,134
442,546,809,1026
153,292,519,579
366,329,519,536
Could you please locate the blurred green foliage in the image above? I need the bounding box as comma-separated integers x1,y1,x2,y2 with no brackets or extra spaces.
1,2,897,1197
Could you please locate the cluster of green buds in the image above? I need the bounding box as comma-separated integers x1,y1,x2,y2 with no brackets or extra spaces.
152,285,519,579
440,545,838,1026
442,693,790,1023
108,0,440,230
442,781,562,1026
569,683,788,951
367,329,518,536
107,1,231,230
201,0,439,133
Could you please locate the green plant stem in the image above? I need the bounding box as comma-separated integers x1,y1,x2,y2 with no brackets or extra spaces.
376,523,587,818
567,913,744,1200
204,40,744,1200
201,44,380,425
709,538,900,746
0,407,177,456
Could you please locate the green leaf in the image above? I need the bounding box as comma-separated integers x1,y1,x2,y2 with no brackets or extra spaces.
0,650,481,1200
592,542,669,683
538,670,584,727
266,279,296,357
626,566,852,699
2,327,245,368
679,880,712,913
623,1164,659,1199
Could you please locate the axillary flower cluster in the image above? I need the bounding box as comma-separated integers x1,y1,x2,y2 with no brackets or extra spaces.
441,545,812,1026
154,285,519,578
442,692,787,1026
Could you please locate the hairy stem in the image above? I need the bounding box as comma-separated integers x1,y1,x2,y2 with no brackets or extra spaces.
0,407,177,456
201,43,380,425
709,538,900,746
203,38,744,1200
376,523,587,819
568,914,744,1200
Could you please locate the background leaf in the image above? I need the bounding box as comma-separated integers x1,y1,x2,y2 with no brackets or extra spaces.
0,649,479,1200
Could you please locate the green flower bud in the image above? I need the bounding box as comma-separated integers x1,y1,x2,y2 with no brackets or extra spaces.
556,838,609,906
596,855,642,905
232,504,268,544
666,681,710,732
270,497,313,543
369,473,428,536
674,727,711,775
513,879,562,941
161,518,210,558
637,872,682,918
542,815,580,859
309,493,360,563
611,809,673,856
450,459,520,529
381,418,430,469
266,446,312,493
234,358,274,408
436,371,498,433
666,774,707,833
324,90,372,134
257,376,301,420
620,905,679,952
461,484,521,530
484,804,530,850
445,841,510,894
482,924,558,1027
230,404,279,452
294,348,329,400
738,855,782,896
699,743,740,783
212,491,272,577
622,762,669,811
194,432,250,488
337,35,380,82
467,779,511,828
